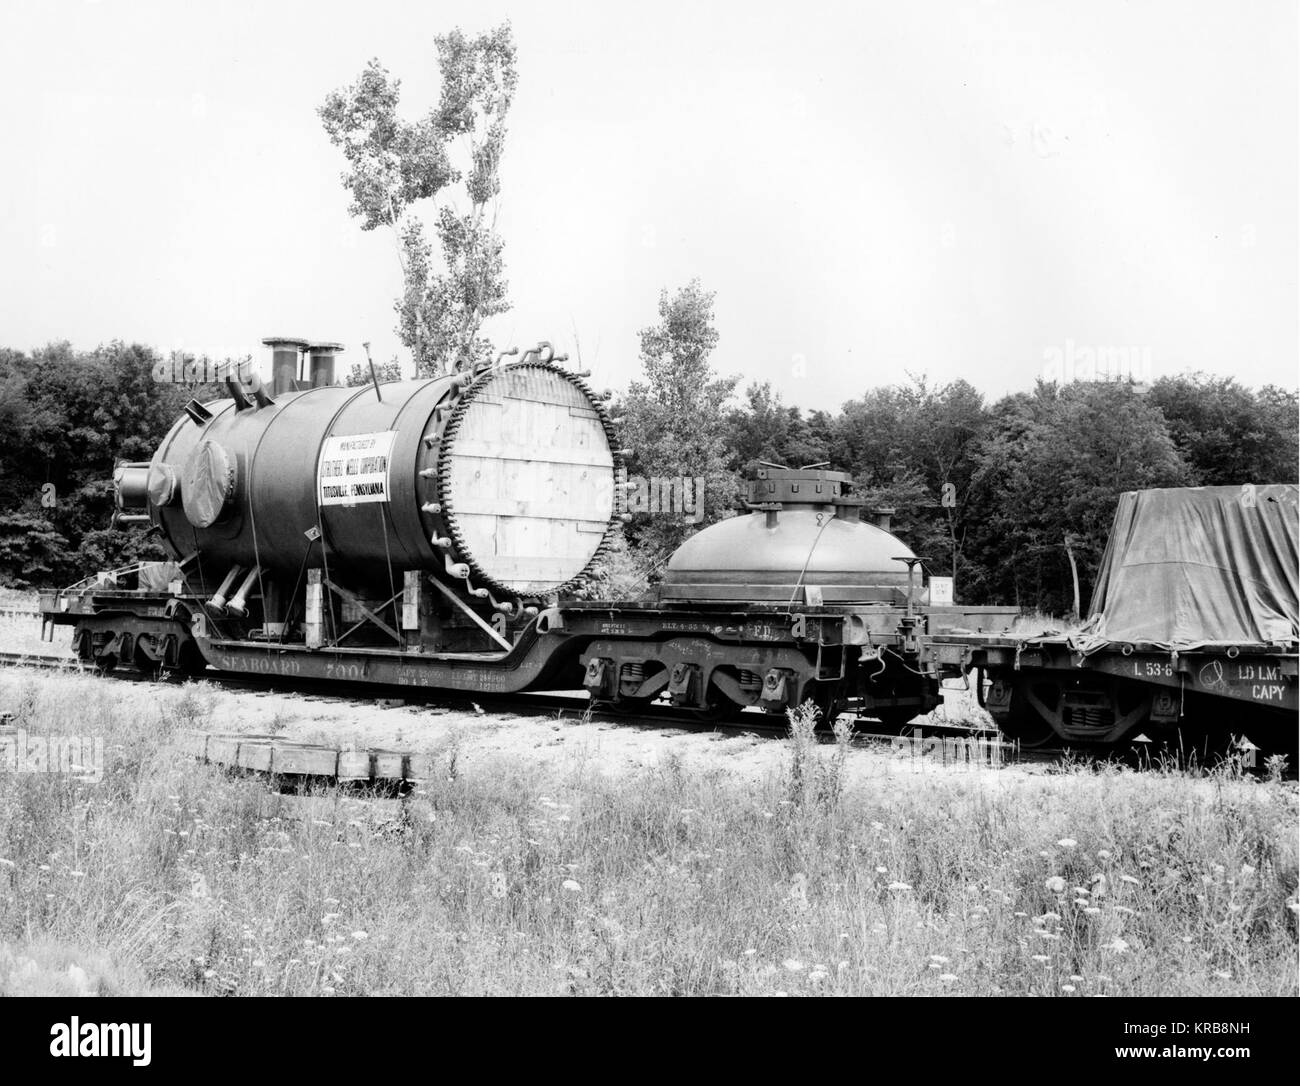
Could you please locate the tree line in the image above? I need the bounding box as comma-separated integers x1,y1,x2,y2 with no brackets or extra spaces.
612,280,1299,616
0,319,1294,617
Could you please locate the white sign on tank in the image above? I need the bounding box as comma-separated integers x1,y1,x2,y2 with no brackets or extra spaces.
318,430,397,506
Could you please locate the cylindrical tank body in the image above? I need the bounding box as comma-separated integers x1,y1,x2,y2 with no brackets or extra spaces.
147,361,617,598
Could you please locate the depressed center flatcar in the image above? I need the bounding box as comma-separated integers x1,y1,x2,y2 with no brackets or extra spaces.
37,337,1013,726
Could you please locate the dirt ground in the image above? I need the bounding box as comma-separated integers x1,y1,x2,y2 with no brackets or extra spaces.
173,675,1008,787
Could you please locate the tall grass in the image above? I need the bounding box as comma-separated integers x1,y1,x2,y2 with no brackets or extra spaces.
0,676,1295,996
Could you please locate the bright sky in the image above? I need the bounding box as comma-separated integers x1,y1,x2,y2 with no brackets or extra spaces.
0,0,1295,411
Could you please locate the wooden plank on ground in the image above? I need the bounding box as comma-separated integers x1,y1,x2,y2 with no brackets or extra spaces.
337,750,372,781
236,742,273,773
206,735,241,766
406,753,436,782
187,733,435,787
272,745,338,776
372,751,406,780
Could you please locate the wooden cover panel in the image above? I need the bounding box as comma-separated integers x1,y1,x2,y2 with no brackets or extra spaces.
445,367,614,592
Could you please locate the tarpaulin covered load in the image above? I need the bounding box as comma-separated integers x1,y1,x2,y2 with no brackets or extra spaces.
1071,485,1299,651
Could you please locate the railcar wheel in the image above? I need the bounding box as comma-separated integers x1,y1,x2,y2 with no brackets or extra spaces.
996,691,1056,749
132,642,165,679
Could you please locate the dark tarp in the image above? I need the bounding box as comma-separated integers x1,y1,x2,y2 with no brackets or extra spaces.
1071,485,1299,651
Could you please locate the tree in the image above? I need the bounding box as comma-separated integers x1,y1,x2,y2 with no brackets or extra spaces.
967,380,1192,615
345,358,404,387
0,341,219,585
1148,374,1299,485
912,378,986,584
617,280,740,563
320,25,518,377
827,375,987,587
0,512,67,588
723,384,838,481
725,382,796,471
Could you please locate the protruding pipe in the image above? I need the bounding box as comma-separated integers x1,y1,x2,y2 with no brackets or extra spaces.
248,372,276,409
363,341,381,402
262,337,309,396
209,565,243,612
113,462,150,513
306,342,344,388
226,566,261,617
868,507,896,532
184,399,213,426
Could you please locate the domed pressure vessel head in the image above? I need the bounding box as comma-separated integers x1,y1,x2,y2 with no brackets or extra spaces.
658,466,914,605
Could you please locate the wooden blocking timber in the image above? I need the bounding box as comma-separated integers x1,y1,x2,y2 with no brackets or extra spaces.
405,753,436,783
188,732,430,788
371,750,405,780
271,744,339,776
206,735,242,767
401,570,421,632
305,569,324,649
336,750,372,782
336,749,409,782
235,741,274,773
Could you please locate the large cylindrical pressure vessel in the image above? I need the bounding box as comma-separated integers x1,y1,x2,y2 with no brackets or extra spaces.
146,361,618,598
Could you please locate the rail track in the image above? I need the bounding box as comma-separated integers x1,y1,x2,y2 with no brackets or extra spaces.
0,648,1107,767
7,650,1271,773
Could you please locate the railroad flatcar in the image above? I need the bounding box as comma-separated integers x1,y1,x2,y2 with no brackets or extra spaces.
920,485,1299,757
37,337,1013,727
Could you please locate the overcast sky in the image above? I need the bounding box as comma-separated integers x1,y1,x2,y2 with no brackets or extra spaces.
0,0,1295,411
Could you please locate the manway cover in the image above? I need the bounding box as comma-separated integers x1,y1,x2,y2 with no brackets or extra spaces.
1074,484,1299,650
